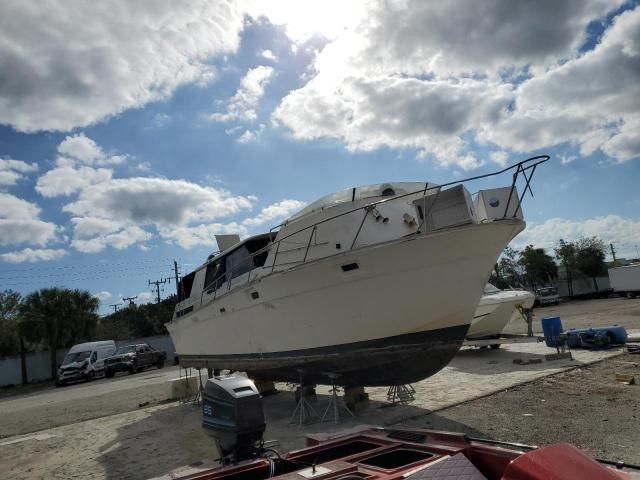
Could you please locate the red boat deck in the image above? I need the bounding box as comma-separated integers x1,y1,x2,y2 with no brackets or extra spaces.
156,427,636,480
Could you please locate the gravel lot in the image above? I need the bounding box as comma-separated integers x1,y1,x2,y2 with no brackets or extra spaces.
505,296,640,334
0,365,189,439
0,297,638,479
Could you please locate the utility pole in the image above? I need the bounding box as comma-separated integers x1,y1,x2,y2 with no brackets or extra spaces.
122,296,137,307
148,278,168,303
610,243,617,263
109,303,121,313
173,260,180,297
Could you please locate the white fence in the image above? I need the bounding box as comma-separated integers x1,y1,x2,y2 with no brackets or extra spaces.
0,334,176,387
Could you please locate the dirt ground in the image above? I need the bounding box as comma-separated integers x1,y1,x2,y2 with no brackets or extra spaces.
401,351,640,465
1,297,639,479
505,296,640,334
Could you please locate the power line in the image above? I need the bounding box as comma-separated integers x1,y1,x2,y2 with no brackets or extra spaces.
0,258,170,275
173,260,180,297
148,278,169,304
122,295,137,307
109,303,121,313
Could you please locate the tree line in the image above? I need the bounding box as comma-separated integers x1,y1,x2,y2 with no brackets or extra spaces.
0,287,176,384
491,236,609,293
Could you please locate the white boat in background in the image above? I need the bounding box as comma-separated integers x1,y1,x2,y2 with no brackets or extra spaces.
167,156,549,387
467,284,536,339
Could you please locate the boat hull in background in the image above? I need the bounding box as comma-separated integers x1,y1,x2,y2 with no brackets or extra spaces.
467,290,535,339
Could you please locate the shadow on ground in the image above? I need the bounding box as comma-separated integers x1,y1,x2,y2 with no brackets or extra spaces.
97,389,490,480
447,347,574,375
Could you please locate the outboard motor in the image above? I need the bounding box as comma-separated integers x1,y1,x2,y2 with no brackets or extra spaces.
202,374,266,463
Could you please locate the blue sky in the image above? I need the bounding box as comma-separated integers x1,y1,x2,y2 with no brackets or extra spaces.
1,1,639,312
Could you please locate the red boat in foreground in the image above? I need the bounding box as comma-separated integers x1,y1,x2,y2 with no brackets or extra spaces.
154,376,639,480
157,425,639,480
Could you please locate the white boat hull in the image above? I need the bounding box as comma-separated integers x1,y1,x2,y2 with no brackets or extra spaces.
167,220,523,386
467,290,535,339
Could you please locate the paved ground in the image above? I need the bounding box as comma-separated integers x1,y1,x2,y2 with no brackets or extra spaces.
0,365,210,439
0,297,638,479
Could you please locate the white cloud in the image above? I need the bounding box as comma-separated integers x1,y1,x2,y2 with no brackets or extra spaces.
60,176,254,252
36,165,113,197
0,1,244,132
261,49,277,61
137,291,155,304
159,222,248,249
0,158,38,186
237,124,266,144
0,248,67,263
57,133,128,166
210,65,275,122
272,0,638,168
351,0,621,77
71,225,152,253
152,113,170,128
274,76,509,169
513,215,640,251
242,199,306,227
489,151,509,166
246,0,367,44
94,291,112,301
63,177,255,226
0,193,59,247
478,7,640,162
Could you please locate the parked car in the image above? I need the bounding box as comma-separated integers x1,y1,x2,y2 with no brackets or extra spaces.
56,340,117,386
104,343,166,377
535,286,560,306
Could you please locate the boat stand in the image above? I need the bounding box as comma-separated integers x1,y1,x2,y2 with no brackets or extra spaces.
387,383,415,404
321,373,355,424
289,370,319,425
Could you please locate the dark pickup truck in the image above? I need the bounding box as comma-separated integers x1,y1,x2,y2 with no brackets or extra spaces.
104,343,166,377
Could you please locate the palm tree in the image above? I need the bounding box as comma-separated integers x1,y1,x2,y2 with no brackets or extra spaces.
20,288,99,379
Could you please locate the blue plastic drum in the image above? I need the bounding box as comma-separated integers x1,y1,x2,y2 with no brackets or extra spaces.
541,316,564,348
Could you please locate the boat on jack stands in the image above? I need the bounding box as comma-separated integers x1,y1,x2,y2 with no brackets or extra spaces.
467,284,536,340
167,156,549,386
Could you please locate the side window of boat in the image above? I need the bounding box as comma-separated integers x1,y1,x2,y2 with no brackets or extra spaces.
178,271,196,301
205,262,225,291
226,246,252,279
248,237,272,268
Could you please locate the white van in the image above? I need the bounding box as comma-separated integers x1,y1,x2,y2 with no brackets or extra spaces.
56,340,116,386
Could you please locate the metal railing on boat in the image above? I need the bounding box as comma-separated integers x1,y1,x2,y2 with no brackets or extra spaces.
196,155,549,308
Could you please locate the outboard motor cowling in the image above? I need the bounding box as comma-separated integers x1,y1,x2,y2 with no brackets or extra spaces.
202,374,266,462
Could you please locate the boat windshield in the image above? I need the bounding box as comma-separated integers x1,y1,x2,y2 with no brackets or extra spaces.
288,182,438,222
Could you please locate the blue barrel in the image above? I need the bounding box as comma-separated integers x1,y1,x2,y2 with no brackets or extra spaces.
541,316,564,348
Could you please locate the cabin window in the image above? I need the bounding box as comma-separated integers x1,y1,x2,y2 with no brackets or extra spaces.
226,246,253,279
205,261,225,291
247,236,273,267
178,271,196,302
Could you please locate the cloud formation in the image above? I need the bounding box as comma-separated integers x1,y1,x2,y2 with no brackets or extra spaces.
0,248,67,263
514,215,640,254
0,0,244,132
0,193,59,247
273,0,640,167
210,65,275,123
0,158,38,186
